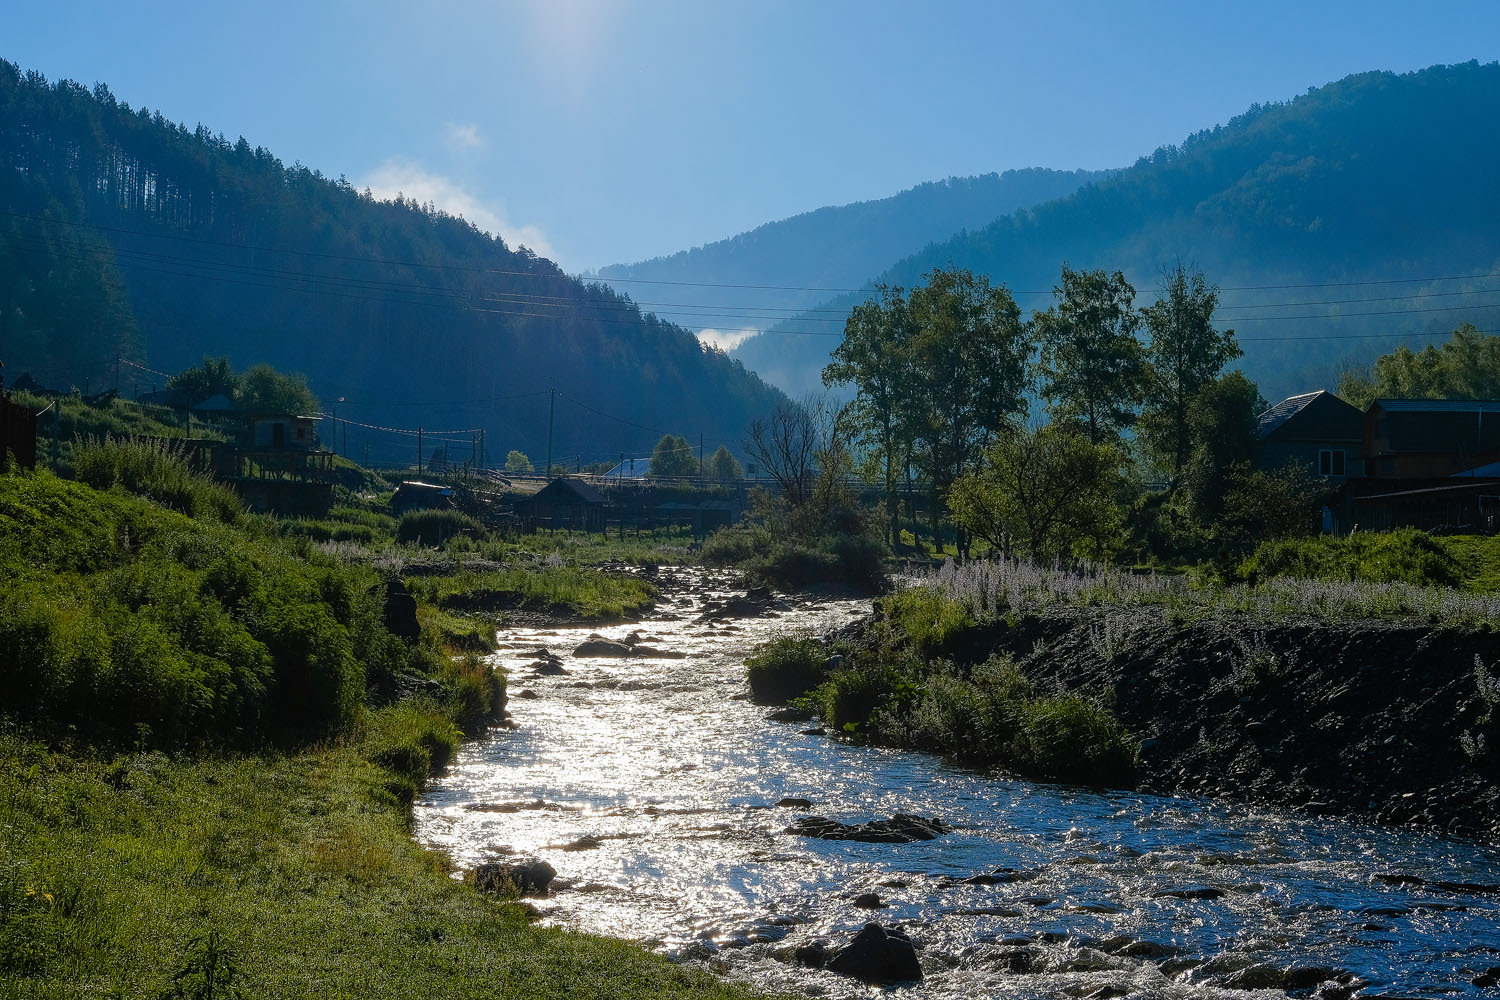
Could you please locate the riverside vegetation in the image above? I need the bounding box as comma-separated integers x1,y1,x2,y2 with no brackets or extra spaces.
0,440,762,999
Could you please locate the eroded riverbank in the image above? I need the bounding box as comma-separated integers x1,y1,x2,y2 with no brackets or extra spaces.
415,571,1500,998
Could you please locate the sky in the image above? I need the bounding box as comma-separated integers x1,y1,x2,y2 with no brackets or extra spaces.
4,1,1500,272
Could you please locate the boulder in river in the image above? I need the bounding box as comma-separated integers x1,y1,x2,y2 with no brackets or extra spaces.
851,892,886,909
573,637,634,657
825,922,922,984
381,579,421,643
787,813,950,843
474,859,557,897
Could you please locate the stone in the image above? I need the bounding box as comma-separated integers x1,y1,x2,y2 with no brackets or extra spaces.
382,579,420,643
775,797,814,809
529,660,567,675
573,638,633,657
852,892,886,909
825,923,922,984
787,813,950,843
793,941,831,968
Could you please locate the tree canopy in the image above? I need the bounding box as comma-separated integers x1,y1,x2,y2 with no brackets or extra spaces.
1338,324,1500,407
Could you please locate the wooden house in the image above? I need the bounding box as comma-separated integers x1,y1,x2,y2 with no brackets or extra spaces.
1362,399,1500,478
1255,390,1365,481
518,478,607,532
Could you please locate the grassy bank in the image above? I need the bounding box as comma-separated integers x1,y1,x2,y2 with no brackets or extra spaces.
0,724,765,1000
0,454,768,998
747,591,1138,789
404,566,656,620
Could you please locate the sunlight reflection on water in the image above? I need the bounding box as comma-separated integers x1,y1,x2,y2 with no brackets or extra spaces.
415,569,1500,998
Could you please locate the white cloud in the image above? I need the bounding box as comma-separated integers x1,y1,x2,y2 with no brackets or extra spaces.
358,159,557,264
444,122,485,153
696,326,758,352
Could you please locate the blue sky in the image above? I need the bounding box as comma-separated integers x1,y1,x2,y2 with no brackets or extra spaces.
4,1,1499,271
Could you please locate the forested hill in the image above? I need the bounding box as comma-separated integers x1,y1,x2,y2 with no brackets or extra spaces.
593,168,1102,339
0,60,784,464
732,62,1500,401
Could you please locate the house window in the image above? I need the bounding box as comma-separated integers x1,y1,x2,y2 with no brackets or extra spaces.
1318,449,1345,476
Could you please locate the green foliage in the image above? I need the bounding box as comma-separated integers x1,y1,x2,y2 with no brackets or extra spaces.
744,636,826,703
234,363,317,415
0,471,433,749
397,509,485,546
1138,264,1242,479
879,587,975,656
864,654,1136,787
504,450,534,473
1339,324,1500,408
702,493,888,594
72,435,243,523
161,930,249,1000
1034,265,1145,444
1237,529,1463,587
811,662,915,734
405,566,656,620
706,445,743,481
166,357,237,406
950,423,1127,562
647,433,699,478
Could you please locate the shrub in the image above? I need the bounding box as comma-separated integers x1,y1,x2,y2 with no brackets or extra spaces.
442,655,507,734
881,587,974,655
73,435,242,524
745,636,826,703
811,663,914,733
397,509,484,547
1010,695,1137,786
1237,529,1462,588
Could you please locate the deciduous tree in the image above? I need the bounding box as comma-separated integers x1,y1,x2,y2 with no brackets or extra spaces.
1034,266,1146,445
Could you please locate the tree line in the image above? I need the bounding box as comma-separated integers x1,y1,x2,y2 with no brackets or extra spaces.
822,263,1308,564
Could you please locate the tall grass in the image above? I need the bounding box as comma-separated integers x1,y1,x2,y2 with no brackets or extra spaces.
920,554,1500,626
73,434,242,523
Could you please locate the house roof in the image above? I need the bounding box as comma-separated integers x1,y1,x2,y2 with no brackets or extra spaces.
1371,398,1500,413
190,393,238,413
1257,390,1362,442
530,477,607,505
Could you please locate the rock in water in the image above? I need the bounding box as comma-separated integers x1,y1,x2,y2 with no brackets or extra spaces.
825,923,922,984
573,638,634,657
787,813,950,843
474,859,557,897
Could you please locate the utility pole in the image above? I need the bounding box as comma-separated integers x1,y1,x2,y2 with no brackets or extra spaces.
417,426,423,475
114,354,120,394
479,428,486,469
545,386,556,480
699,432,704,476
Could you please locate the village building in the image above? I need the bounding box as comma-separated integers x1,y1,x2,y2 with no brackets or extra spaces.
517,477,607,532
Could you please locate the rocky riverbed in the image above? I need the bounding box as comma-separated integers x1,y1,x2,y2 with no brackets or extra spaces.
415,570,1500,998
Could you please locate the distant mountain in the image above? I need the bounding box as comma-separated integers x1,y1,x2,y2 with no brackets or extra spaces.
593,168,1104,346
731,62,1500,402
0,60,783,464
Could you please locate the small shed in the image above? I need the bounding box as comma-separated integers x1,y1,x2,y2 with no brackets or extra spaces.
392,481,455,514
519,477,607,532
1256,390,1364,481
245,414,320,451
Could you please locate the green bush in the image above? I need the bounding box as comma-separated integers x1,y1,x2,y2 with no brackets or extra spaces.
0,472,435,750
811,663,915,733
745,636,826,703
1237,529,1462,588
1010,695,1138,786
703,496,889,594
881,587,975,655
73,435,242,524
397,509,484,547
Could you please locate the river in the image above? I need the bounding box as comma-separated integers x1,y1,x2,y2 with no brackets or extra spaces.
414,568,1500,998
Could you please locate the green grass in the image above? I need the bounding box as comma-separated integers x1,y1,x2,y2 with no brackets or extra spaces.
405,567,656,621
744,636,827,703
0,728,768,1000
1236,529,1464,588
473,526,704,567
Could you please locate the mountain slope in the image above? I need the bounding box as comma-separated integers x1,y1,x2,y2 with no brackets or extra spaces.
594,168,1103,345
731,62,1500,401
0,61,783,464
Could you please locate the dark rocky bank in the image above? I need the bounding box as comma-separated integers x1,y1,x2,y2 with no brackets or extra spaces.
838,606,1500,841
